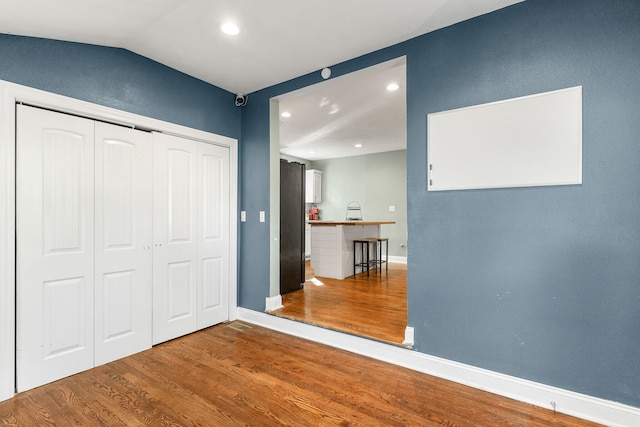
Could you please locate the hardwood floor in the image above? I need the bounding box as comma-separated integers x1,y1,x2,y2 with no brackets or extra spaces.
270,261,408,345
0,323,601,426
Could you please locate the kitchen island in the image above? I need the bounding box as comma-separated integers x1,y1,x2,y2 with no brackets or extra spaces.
308,221,395,279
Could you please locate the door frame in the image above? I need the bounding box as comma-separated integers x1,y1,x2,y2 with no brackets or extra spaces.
0,80,239,402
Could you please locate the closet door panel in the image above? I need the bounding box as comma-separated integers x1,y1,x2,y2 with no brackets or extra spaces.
152,132,198,344
198,143,230,328
94,122,152,366
16,105,95,392
167,261,194,317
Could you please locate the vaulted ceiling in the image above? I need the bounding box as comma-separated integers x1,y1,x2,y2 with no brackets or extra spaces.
0,0,522,159
1,0,522,94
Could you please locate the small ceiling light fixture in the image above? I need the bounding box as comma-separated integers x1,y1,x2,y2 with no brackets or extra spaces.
354,144,363,148
386,82,400,91
281,111,291,118
321,67,331,79
221,22,240,35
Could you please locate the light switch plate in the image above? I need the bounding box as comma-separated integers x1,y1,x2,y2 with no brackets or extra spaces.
241,211,246,222
259,211,265,222
389,205,396,212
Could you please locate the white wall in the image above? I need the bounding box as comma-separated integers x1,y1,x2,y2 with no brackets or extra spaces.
311,150,407,258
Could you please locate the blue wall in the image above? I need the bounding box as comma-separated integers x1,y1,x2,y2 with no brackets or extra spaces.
0,34,240,138
239,0,640,407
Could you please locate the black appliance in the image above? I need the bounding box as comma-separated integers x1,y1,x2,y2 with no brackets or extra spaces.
280,159,305,294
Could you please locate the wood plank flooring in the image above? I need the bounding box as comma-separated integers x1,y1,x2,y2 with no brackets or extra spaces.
0,322,601,426
270,261,407,345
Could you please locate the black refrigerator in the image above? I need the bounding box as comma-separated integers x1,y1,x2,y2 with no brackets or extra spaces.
280,159,305,295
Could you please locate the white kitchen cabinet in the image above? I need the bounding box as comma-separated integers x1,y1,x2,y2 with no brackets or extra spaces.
305,169,323,203
305,223,311,259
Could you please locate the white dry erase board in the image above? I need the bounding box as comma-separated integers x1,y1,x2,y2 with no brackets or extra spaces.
427,86,582,191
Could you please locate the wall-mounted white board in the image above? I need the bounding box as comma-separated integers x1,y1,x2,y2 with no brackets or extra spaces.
427,86,582,191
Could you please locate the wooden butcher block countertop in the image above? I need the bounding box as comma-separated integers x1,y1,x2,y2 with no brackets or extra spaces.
308,221,395,226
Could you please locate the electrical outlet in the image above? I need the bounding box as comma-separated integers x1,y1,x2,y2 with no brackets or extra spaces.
240,211,246,222
389,205,396,212
259,211,265,222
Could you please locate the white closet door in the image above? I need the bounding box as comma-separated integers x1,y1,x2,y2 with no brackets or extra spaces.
198,142,230,328
152,132,198,344
16,105,95,391
94,122,153,365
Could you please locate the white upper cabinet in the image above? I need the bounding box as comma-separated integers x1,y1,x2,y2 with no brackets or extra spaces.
305,169,322,204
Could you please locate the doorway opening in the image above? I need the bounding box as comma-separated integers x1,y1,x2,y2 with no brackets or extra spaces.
268,57,408,345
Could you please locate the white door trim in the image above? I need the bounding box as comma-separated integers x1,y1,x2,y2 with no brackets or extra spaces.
0,79,238,402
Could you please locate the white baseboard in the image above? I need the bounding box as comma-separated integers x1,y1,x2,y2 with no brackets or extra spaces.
265,295,283,312
388,255,406,264
236,308,640,427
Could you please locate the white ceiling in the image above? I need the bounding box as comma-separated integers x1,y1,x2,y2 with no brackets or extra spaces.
277,58,407,161
0,0,522,160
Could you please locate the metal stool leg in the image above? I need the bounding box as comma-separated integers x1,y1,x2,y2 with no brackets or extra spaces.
354,239,375,277
382,238,387,271
372,240,379,273
376,238,389,273
353,240,357,277
365,241,370,276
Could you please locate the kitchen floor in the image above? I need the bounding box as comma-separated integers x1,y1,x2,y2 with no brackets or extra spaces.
270,260,407,345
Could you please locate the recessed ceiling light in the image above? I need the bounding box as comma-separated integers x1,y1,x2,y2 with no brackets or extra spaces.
386,82,400,91
221,22,240,35
281,111,291,118
355,144,363,148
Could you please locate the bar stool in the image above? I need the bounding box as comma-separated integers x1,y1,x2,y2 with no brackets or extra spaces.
353,238,378,277
375,237,389,272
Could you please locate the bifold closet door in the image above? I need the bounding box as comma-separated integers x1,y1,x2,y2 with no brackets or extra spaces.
94,122,153,366
16,105,95,391
152,133,231,344
152,132,199,344
16,105,153,392
197,141,230,329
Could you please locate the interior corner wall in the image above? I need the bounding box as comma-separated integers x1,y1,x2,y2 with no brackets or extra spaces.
0,34,240,138
239,0,640,408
